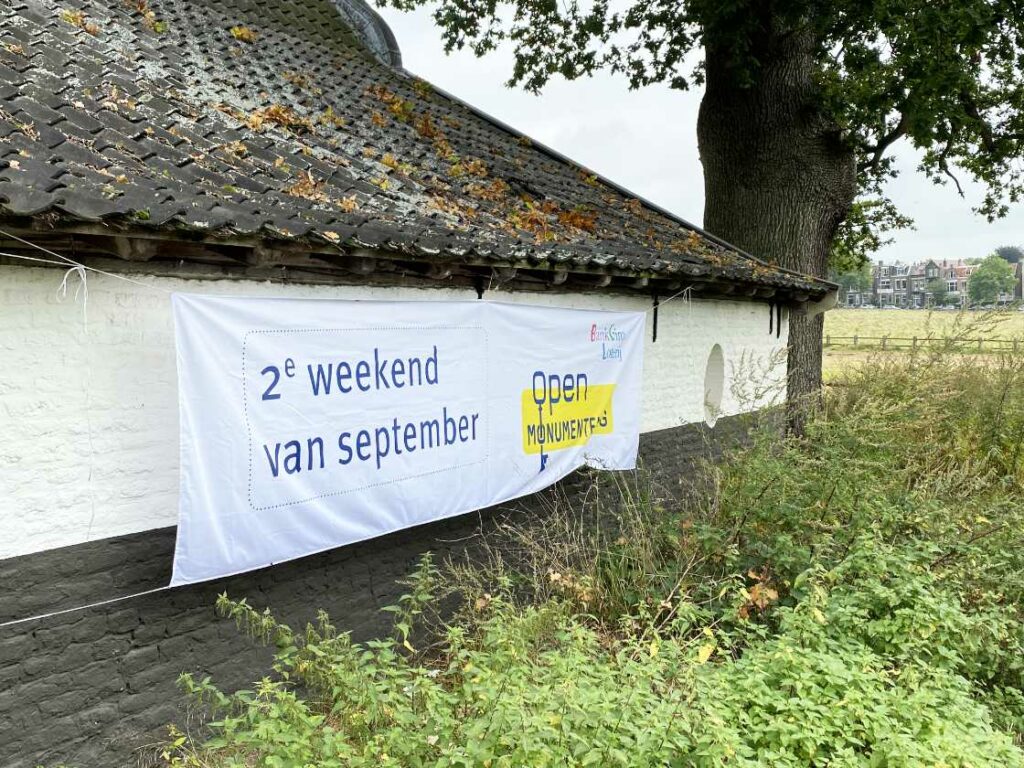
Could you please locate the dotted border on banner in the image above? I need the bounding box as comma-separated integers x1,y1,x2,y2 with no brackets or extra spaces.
240,326,490,511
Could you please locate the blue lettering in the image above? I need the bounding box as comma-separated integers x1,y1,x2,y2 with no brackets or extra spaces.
374,426,390,469
356,429,371,460
307,363,332,395
338,432,353,465
263,442,282,477
283,440,302,474
425,345,439,384
336,361,353,393
355,361,371,391
373,348,390,390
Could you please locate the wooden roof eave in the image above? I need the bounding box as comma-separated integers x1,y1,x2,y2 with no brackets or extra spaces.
0,223,831,309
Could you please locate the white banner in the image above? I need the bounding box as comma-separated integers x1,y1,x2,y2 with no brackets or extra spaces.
170,295,645,586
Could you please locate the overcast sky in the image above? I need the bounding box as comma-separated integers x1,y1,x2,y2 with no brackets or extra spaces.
374,6,1024,268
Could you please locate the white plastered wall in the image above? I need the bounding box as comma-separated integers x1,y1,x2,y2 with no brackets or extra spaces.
0,265,787,559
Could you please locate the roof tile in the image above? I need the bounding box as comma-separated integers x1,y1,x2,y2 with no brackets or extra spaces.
0,0,829,295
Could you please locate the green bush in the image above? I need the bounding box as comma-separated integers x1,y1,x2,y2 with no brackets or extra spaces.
165,351,1024,767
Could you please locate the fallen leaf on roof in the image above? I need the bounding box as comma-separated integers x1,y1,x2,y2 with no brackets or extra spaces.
414,113,439,139
466,179,509,202
557,207,597,234
367,85,415,123
389,100,414,123
430,194,477,221
284,171,328,202
248,104,312,133
412,79,433,99
463,158,488,178
60,9,101,35
222,140,248,157
433,136,456,161
229,25,258,43
17,122,39,141
131,0,166,32
509,201,551,240
283,71,313,89
670,232,704,253
319,106,346,128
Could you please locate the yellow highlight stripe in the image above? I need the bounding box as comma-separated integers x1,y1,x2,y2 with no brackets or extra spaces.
521,384,615,455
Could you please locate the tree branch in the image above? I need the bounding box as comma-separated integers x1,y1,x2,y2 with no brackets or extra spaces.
857,111,909,175
959,90,997,154
937,133,966,197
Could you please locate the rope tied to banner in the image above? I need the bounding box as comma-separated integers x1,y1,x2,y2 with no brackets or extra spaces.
0,586,174,630
1,227,694,318
0,229,696,631
0,227,176,327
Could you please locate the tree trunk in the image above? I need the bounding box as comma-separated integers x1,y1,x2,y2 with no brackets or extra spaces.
697,24,856,431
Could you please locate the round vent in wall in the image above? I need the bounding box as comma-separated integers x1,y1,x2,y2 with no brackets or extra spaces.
703,344,725,427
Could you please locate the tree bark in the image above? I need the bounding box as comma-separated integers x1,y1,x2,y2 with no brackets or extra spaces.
697,24,856,431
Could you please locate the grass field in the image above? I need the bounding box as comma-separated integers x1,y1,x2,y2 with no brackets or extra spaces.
823,308,1024,377
825,308,1024,341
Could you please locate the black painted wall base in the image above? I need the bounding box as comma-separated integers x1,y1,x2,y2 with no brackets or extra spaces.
0,414,763,767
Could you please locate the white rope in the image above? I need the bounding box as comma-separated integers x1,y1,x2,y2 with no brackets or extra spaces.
648,284,692,315
0,231,697,631
0,253,68,267
0,228,174,294
0,585,175,630
1,227,694,309
57,262,89,324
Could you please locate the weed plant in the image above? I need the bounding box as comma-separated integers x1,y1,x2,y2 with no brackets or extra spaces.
165,346,1024,767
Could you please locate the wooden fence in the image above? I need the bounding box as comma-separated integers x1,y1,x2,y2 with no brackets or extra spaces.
824,336,1023,352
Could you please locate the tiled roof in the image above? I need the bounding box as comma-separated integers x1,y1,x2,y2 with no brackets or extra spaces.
0,0,831,296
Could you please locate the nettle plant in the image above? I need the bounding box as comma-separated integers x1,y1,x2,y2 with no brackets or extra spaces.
168,550,1024,766
166,351,1024,767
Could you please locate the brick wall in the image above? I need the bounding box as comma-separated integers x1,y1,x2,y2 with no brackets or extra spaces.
0,415,760,768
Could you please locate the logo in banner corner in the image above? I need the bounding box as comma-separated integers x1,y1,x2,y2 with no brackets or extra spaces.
589,322,628,360
522,370,614,472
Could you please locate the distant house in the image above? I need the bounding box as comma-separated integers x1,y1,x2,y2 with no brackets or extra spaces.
0,0,834,764
946,261,979,305
872,261,911,307
848,259,978,307
906,259,940,308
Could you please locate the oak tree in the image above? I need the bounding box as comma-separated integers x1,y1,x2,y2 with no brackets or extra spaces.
996,245,1024,263
380,0,1024,407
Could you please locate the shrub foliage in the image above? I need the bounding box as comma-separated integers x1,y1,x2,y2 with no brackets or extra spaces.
166,348,1024,767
